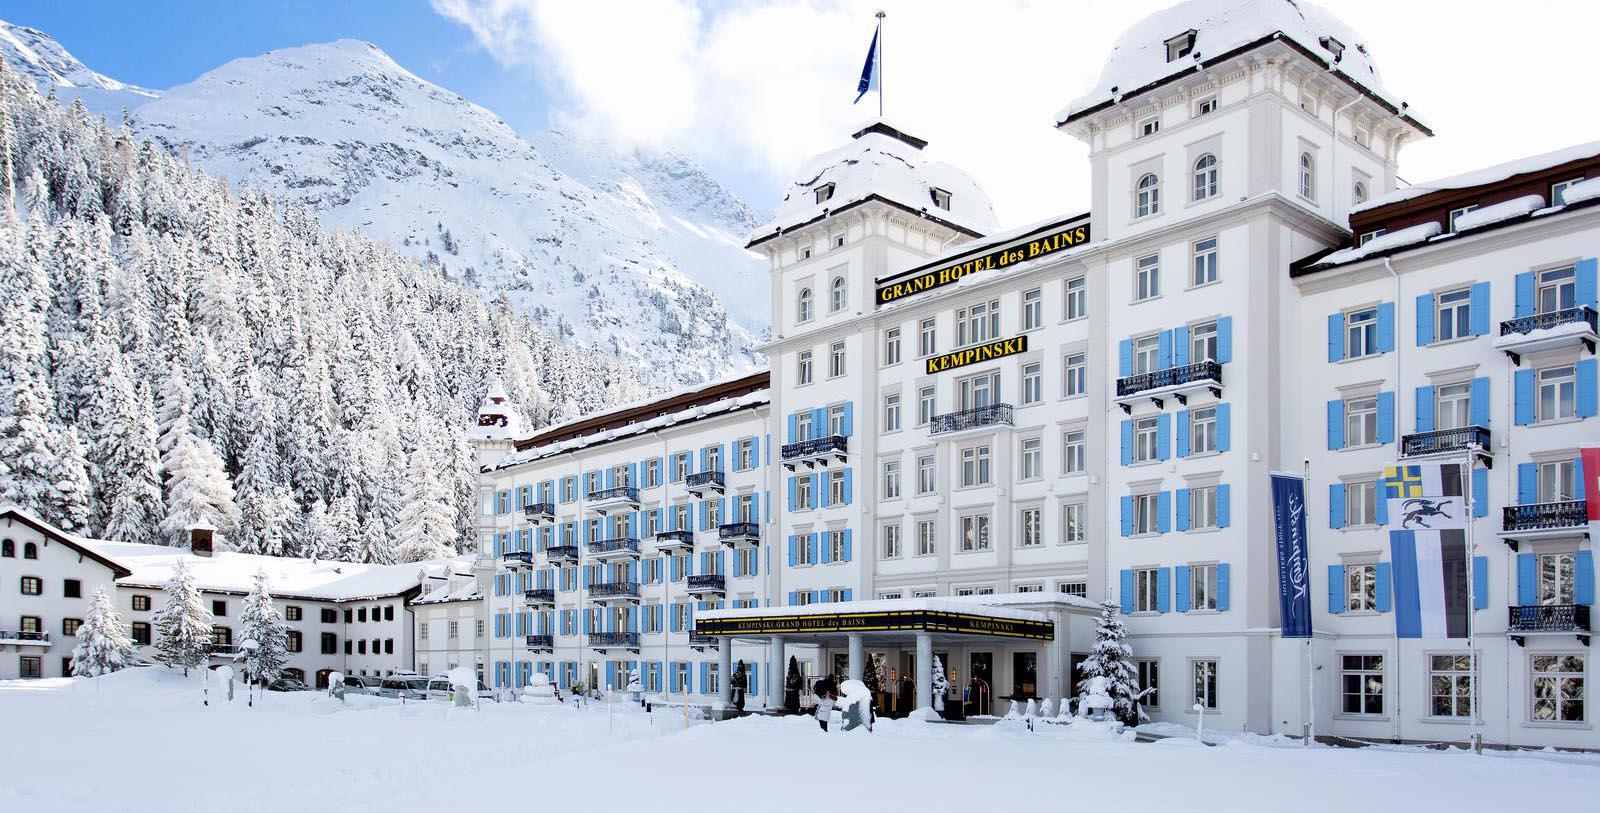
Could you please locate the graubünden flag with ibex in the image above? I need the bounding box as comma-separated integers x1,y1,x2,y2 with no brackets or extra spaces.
1384,463,1472,639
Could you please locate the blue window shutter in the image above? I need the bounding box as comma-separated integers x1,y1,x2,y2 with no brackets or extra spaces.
787,535,796,567
1415,292,1435,345
1328,565,1344,614
1470,377,1490,427
1473,556,1489,610
1578,258,1598,308
1158,330,1173,369
1173,326,1190,367
1469,282,1490,336
1216,563,1230,611
1471,468,1488,518
751,440,760,468
1174,565,1191,612
1517,553,1537,605
1579,454,1589,502
1216,316,1233,364
1376,301,1395,353
1119,570,1134,613
811,473,823,507
715,551,726,575
1216,403,1231,453
1514,271,1535,317
1118,339,1133,377
843,468,853,504
1517,463,1537,505
1329,483,1345,529
1415,385,1435,432
1217,484,1231,528
788,476,797,511
1375,481,1388,526
1156,413,1171,461
788,590,798,607
842,402,853,436
1376,391,1395,445
1156,568,1171,613
1576,550,1595,605
1175,409,1190,458
807,534,818,564
1375,563,1392,613
843,529,852,562
811,408,826,438
1513,369,1536,425
842,588,852,602
1327,313,1345,362
1175,488,1191,532
1119,496,1133,537
1156,491,1172,534
1578,359,1598,418
1327,399,1344,449
605,468,615,489
819,533,831,564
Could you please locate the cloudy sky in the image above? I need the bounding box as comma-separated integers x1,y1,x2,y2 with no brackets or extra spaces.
10,0,1600,226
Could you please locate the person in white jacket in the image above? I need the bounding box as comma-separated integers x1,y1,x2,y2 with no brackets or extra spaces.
812,676,837,731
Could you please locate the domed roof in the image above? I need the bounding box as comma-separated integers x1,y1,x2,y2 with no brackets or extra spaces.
748,120,997,247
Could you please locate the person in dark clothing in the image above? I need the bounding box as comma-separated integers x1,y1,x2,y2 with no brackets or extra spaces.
898,675,915,716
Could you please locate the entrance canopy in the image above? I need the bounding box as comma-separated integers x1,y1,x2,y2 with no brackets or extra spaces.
694,597,1054,647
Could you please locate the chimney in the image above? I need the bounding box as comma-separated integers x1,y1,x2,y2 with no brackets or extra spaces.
189,523,215,557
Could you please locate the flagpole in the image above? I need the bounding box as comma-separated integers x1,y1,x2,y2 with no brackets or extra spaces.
1304,459,1315,748
875,11,885,119
1464,452,1482,754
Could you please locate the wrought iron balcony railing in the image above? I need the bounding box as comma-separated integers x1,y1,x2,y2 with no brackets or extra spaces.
1499,306,1598,337
589,581,641,601
1502,500,1586,533
685,471,725,492
781,435,849,461
585,486,639,504
687,574,726,594
545,545,580,562
689,633,720,648
500,550,533,566
1508,604,1591,633
1400,425,1490,458
588,632,640,649
718,522,760,542
0,630,49,644
523,588,556,605
587,537,641,557
1116,360,1224,398
525,634,554,650
929,404,1014,435
522,502,555,520
654,529,695,548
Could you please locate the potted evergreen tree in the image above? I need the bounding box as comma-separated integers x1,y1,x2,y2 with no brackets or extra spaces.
783,655,802,714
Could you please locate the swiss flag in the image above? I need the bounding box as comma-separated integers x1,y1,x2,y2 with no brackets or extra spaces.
1584,448,1600,522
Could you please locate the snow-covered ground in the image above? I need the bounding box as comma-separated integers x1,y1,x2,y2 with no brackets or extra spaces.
3,669,1598,812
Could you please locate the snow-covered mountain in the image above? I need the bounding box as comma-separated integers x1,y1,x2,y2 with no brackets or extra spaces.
0,21,158,120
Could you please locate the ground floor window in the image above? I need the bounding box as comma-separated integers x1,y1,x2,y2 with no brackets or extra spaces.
1192,660,1217,709
1429,654,1474,719
20,656,41,678
1137,659,1159,709
1341,654,1385,715
1531,654,1585,722
645,661,662,693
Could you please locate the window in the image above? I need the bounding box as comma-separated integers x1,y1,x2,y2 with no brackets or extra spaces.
797,350,813,385
1063,352,1086,397
1133,568,1159,612
1344,562,1378,612
1448,205,1479,232
1538,266,1577,314
883,393,901,432
919,318,936,357
1133,416,1159,463
287,630,302,653
1539,459,1579,504
1193,660,1218,709
1189,486,1217,530
1341,655,1385,715
1538,365,1577,422
645,458,662,486
1434,288,1472,342
1165,29,1195,61
883,327,901,366
1062,502,1085,544
1531,654,1585,722
1194,96,1217,117
1192,154,1217,201
1021,362,1042,405
1430,655,1474,719
1345,308,1378,358
931,187,951,210
916,455,935,495
19,656,41,679
796,287,813,323
917,387,935,426
20,616,40,634
955,299,1000,347
132,594,150,612
1062,430,1086,474
1063,275,1087,321
1435,382,1472,430
22,542,37,559
1059,581,1087,598
960,445,992,487
132,622,152,645
814,183,834,204
882,524,902,559
212,627,233,648
1135,254,1160,301
882,460,901,499
1191,238,1217,286
0,539,9,557
20,576,41,595
1344,480,1377,527
1552,178,1585,206
284,606,302,622
735,440,755,472
959,513,990,552
1345,397,1378,446
1353,179,1369,205
1135,173,1160,218
1018,508,1042,548
1189,320,1218,363
419,622,429,640
1539,552,1577,605
1298,152,1316,200
62,618,82,637
917,520,936,556
1020,437,1042,480
827,530,846,563
447,621,459,639
1359,229,1386,246
1137,660,1160,709
796,475,813,510
830,276,847,312
1137,115,1160,138
63,579,81,599
1022,288,1042,330
829,341,846,377
827,404,846,436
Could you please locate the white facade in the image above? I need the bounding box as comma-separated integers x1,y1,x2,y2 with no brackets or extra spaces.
413,572,486,681
0,510,129,680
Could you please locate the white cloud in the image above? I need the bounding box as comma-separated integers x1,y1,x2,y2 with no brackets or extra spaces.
435,0,1600,227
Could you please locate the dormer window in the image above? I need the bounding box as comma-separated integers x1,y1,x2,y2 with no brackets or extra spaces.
1165,30,1197,62
1137,115,1160,139
930,187,952,210
1319,36,1346,62
814,183,835,205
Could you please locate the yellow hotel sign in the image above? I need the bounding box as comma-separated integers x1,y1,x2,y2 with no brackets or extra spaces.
925,335,1028,375
876,222,1089,306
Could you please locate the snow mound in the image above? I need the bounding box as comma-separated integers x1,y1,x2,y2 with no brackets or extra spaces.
1451,194,1545,232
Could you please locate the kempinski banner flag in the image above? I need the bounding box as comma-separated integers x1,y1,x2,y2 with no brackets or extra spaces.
1270,473,1312,638
1383,463,1472,639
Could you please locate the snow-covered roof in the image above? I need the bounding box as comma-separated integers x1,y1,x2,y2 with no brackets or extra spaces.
83,539,463,602
0,505,132,577
1315,221,1442,266
1353,140,1600,214
698,596,1052,625
747,122,996,246
1060,0,1406,125
414,574,481,605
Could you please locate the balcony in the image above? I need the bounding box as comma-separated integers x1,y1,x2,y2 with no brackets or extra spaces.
718,522,760,547
545,545,580,564
1115,360,1223,412
689,633,720,651
781,435,849,470
1500,500,1587,545
1508,604,1591,646
1400,425,1492,468
500,550,533,568
585,486,639,514
588,631,641,652
523,588,556,607
929,404,1014,436
685,470,725,497
589,581,641,605
0,630,50,647
525,634,554,652
587,537,642,562
522,502,555,524
1496,306,1598,364
653,529,695,553
686,574,726,598
205,643,243,659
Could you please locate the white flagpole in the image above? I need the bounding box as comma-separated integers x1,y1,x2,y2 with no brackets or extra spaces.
875,10,885,119
1304,459,1315,747
1464,453,1482,754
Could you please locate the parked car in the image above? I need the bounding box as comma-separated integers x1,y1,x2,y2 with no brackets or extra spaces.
267,676,310,692
425,675,497,702
338,675,380,695
377,675,430,700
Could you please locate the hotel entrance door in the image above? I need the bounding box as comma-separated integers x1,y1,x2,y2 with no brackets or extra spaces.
968,652,992,716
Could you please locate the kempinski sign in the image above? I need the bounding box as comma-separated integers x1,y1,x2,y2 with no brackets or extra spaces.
925,335,1028,375
875,222,1090,305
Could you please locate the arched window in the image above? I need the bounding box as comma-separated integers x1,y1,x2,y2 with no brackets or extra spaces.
1135,173,1161,218
1353,180,1369,205
0,539,12,557
1192,154,1218,201
830,276,847,312
22,542,37,560
1299,152,1316,201
797,288,813,322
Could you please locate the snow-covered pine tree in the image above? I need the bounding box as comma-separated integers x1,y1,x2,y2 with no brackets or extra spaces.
931,655,949,712
159,431,237,547
238,569,288,686
152,558,213,675
85,348,163,544
70,587,137,677
1076,600,1147,726
393,441,457,562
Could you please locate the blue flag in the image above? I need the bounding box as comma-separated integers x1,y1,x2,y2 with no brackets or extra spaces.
1271,473,1313,638
854,28,880,104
